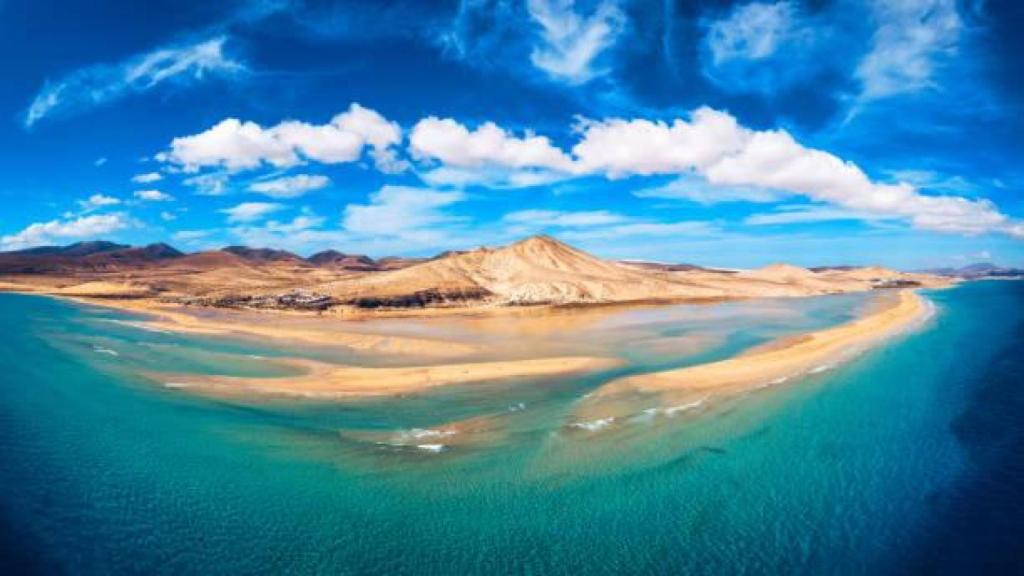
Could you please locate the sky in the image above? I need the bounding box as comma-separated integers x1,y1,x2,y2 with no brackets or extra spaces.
0,0,1022,269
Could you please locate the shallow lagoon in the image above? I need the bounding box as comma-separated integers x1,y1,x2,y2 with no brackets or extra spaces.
0,282,1021,574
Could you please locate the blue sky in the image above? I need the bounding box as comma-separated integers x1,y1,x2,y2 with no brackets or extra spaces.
0,0,1022,268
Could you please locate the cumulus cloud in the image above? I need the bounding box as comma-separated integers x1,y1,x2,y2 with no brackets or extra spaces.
134,189,174,202
220,202,284,223
24,36,242,128
1,213,132,250
159,103,403,173
410,117,574,171
131,172,164,184
855,0,960,102
409,116,578,187
248,174,330,198
404,106,1021,238
526,0,627,84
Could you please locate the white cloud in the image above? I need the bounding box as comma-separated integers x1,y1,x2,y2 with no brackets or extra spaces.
220,202,284,223
134,189,174,202
410,117,574,172
249,174,330,198
1,213,132,250
25,36,242,128
503,209,626,227
160,211,177,222
527,0,626,84
705,1,795,64
855,0,960,102
572,108,748,176
342,185,464,238
94,157,108,167
575,108,1018,236
131,172,164,184
160,103,403,173
404,105,1021,238
77,193,121,212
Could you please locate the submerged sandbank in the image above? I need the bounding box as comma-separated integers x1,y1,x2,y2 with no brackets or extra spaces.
65,297,486,358
158,355,623,398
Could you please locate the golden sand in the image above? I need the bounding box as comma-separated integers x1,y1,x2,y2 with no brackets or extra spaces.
158,355,623,398
595,289,929,399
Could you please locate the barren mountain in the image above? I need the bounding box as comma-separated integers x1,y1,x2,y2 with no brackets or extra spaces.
0,234,953,311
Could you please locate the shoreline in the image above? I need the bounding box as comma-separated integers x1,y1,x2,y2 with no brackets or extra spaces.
571,289,933,423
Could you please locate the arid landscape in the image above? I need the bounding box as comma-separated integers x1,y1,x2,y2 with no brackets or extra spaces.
0,234,952,316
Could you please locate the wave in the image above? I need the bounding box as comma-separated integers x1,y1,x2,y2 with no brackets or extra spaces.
663,398,706,416
92,345,119,356
808,363,835,375
570,416,615,431
415,444,446,453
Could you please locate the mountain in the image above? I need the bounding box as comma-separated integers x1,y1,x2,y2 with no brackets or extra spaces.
316,235,729,307
927,263,1024,279
307,250,378,270
221,246,306,263
10,240,129,257
0,241,177,273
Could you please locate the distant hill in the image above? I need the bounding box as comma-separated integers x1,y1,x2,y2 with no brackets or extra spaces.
618,260,733,273
222,246,305,263
307,250,378,270
0,241,180,273
13,240,129,257
926,263,1024,279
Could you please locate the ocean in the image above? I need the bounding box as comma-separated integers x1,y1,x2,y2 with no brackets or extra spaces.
0,281,1020,575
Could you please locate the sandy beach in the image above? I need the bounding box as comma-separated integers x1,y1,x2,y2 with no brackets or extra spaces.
601,289,927,397
158,355,623,398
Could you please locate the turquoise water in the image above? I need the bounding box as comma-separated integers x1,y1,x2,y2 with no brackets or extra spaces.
0,282,1021,574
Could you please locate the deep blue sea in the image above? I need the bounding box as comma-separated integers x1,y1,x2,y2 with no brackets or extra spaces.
0,281,1021,575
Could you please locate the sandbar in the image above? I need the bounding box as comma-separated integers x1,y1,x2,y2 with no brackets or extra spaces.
598,289,929,398
159,355,623,398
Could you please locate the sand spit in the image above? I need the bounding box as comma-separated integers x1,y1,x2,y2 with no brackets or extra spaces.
157,355,623,399
572,289,931,424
